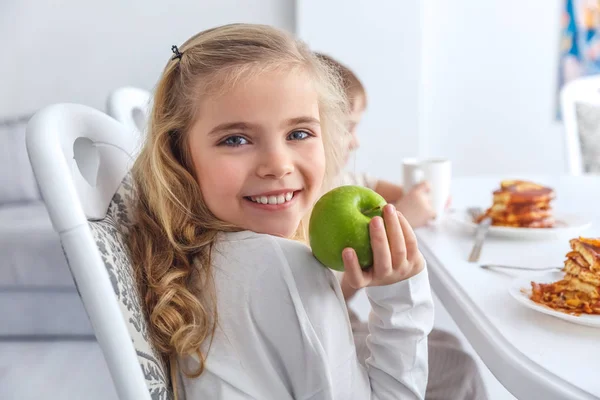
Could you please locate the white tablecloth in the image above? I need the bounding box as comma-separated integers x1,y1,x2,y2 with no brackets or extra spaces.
416,175,600,400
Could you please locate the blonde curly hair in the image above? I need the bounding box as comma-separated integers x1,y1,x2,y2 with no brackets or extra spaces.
127,23,349,397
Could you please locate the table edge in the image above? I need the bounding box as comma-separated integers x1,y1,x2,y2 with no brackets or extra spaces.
418,234,598,400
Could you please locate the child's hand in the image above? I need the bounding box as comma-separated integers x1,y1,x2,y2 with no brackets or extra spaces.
394,182,436,228
445,195,453,209
342,204,425,290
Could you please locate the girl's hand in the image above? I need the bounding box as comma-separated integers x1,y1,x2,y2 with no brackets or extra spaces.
394,182,436,228
342,204,425,290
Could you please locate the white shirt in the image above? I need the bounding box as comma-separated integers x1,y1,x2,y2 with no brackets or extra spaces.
178,231,434,399
338,171,379,191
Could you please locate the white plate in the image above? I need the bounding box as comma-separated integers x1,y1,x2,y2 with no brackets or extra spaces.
508,271,600,328
446,208,592,240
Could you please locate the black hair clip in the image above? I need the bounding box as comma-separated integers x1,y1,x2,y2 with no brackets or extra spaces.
171,45,183,61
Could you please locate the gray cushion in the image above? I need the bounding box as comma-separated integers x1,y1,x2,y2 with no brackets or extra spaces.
0,290,92,336
0,201,93,336
87,174,173,400
0,202,72,287
575,103,600,173
0,115,40,205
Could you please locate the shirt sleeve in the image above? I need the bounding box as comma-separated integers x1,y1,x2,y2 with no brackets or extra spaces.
362,173,379,191
248,236,434,399
362,269,435,399
341,171,379,191
246,240,339,399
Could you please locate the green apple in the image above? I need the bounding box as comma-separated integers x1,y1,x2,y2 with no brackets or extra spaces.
309,185,387,271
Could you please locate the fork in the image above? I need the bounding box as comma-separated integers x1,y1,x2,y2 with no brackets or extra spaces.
467,207,491,262
467,207,484,221
480,264,563,271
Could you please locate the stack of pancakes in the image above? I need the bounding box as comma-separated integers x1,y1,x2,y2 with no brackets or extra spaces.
531,237,600,315
477,180,556,228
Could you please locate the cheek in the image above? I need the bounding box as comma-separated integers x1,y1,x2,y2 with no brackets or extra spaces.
303,140,326,187
192,152,245,207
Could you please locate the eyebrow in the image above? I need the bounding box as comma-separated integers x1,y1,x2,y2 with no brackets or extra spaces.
284,116,321,127
207,122,254,136
207,116,321,137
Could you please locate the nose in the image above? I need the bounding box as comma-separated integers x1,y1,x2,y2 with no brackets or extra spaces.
256,143,294,179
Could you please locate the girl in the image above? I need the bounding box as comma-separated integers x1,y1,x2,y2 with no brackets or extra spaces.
318,53,489,400
128,23,434,400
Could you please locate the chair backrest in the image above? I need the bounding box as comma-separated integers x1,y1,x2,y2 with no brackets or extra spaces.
560,75,600,175
26,103,172,400
106,86,152,152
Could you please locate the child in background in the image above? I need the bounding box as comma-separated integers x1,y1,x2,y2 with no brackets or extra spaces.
317,52,489,400
128,24,434,400
315,53,436,228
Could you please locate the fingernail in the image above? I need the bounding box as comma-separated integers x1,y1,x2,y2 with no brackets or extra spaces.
386,204,395,214
373,216,383,228
343,248,353,260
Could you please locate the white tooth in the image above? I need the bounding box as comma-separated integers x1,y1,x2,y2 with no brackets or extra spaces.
277,195,285,204
285,192,293,201
250,197,257,202
268,196,277,205
260,196,268,204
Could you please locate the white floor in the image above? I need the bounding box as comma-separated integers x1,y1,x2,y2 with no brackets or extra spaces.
0,292,517,400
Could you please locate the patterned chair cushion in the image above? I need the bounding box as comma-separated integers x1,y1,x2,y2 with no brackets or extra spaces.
575,102,600,174
86,173,173,400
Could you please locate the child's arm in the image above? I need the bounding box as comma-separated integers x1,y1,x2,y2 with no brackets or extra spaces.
342,171,404,202
340,203,434,398
362,267,433,399
249,207,433,399
333,267,433,398
372,179,404,202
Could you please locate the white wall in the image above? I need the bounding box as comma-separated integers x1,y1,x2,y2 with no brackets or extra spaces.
0,0,294,117
2,0,568,175
420,0,567,176
298,0,568,179
296,0,423,183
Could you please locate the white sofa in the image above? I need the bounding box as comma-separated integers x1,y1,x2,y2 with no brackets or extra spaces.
0,114,92,337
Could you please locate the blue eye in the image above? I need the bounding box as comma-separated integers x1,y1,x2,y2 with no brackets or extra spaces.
221,135,249,147
287,130,310,141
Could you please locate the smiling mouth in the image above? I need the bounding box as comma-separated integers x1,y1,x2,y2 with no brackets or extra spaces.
244,190,300,205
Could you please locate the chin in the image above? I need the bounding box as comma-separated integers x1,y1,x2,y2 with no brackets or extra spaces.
251,221,300,239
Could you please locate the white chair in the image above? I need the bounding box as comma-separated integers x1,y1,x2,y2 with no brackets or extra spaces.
560,75,600,175
26,103,172,400
106,86,152,151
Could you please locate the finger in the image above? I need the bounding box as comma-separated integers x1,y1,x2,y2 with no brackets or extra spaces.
383,204,406,267
396,211,419,261
370,215,392,277
445,196,452,209
427,204,437,219
415,181,431,192
342,248,371,289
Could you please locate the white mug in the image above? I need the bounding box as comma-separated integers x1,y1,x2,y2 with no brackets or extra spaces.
402,158,452,221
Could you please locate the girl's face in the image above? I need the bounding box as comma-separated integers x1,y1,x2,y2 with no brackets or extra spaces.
187,69,326,238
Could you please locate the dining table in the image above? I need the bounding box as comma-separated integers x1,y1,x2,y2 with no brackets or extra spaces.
415,174,600,400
